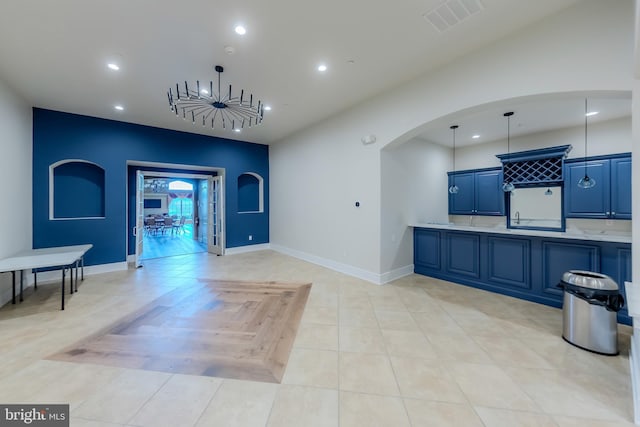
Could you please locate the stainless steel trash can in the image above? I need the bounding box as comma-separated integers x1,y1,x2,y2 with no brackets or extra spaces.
559,271,624,356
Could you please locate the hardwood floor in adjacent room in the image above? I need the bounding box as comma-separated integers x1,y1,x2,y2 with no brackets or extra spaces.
49,279,311,383
141,224,207,260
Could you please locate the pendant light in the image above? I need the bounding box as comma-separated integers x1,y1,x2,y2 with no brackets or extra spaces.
448,125,459,194
502,111,515,192
545,188,553,196
577,98,596,189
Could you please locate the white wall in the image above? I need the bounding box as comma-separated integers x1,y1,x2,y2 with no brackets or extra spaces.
0,77,33,304
380,139,450,274
454,117,632,171
270,119,382,279
270,0,634,282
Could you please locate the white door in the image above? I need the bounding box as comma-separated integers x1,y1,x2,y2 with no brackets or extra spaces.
208,175,224,255
198,179,208,244
134,170,145,268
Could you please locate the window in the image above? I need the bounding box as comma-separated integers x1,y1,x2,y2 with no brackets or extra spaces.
169,180,193,191
169,198,193,218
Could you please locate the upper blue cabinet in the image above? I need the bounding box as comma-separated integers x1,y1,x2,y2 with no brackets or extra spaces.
448,168,504,216
564,154,631,220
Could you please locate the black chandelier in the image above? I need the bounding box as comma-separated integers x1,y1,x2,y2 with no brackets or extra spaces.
167,65,264,131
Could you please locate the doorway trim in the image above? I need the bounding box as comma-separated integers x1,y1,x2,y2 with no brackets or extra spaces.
126,160,226,264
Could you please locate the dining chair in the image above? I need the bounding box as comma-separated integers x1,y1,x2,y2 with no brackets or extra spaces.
173,216,186,234
162,216,173,235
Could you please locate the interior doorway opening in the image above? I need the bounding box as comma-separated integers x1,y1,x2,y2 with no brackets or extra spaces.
128,162,225,267
140,176,204,260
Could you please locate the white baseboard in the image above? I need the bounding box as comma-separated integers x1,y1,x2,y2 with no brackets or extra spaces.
380,264,414,284
631,333,640,424
31,261,128,284
225,243,271,255
0,261,128,307
270,244,412,285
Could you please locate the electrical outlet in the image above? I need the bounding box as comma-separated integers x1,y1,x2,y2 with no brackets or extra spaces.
249,235,253,241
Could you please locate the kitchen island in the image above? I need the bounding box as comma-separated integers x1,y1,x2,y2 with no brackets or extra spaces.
412,223,631,324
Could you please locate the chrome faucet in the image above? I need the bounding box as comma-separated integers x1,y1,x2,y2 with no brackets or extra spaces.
514,211,520,225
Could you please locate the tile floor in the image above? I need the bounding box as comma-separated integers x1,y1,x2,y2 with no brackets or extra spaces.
0,250,635,427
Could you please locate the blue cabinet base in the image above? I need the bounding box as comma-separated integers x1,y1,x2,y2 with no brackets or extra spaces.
414,228,631,325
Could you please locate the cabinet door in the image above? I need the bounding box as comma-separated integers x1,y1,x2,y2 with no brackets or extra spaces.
475,170,505,216
564,160,610,218
610,157,632,219
448,172,475,214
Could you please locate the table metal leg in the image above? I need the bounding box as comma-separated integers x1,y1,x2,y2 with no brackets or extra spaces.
11,271,15,304
81,256,85,281
34,270,37,290
19,270,23,302
61,269,65,310
75,260,79,292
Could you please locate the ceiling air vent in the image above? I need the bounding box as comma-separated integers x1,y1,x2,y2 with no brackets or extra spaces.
423,0,484,33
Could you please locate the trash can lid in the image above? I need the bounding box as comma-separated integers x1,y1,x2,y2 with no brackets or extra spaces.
561,270,618,291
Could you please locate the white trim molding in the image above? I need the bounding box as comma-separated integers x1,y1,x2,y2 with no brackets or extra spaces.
225,243,271,255
30,261,128,284
270,244,413,285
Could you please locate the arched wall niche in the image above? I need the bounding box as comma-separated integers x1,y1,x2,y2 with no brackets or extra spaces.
237,172,264,213
49,159,106,220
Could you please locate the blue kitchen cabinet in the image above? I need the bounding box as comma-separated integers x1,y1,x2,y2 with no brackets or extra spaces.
564,154,631,219
611,157,632,219
448,172,475,214
448,168,504,216
413,226,631,325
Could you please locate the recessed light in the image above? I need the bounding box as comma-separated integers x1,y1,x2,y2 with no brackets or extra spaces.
317,64,327,72
472,135,480,139
264,105,272,111
107,63,120,71
234,128,241,133
114,105,124,111
200,88,209,95
586,111,599,117
235,25,246,35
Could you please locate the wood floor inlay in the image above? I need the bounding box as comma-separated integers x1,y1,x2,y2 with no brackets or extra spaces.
48,280,311,383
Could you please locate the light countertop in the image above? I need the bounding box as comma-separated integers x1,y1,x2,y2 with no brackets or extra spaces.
410,223,631,244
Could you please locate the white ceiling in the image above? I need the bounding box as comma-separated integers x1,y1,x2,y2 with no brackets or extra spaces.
416,93,632,147
0,0,582,145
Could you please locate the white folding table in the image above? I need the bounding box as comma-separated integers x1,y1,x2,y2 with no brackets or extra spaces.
0,244,93,310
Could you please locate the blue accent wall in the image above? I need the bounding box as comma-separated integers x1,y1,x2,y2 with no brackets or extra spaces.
33,108,269,266
237,173,260,212
53,161,105,218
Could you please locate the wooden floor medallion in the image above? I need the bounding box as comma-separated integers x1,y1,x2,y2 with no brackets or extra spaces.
49,280,311,383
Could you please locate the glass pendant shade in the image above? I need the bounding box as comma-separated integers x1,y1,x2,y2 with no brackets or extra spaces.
449,124,459,195
577,175,596,189
502,181,515,192
578,99,596,189
502,112,514,193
